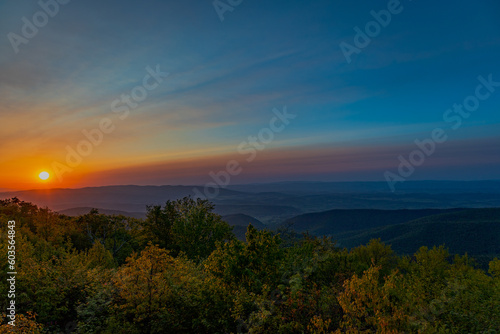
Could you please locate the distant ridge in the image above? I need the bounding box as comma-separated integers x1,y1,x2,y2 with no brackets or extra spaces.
0,185,244,212
58,207,146,219
222,214,266,229
282,208,465,235
336,208,500,258
2,182,500,226
227,180,500,194
222,214,266,241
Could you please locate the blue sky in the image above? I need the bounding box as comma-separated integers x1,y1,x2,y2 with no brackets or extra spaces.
1,0,499,189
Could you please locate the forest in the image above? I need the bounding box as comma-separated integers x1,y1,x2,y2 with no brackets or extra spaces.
0,197,499,333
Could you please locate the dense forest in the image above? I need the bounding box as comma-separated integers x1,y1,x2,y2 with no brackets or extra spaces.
1,197,499,333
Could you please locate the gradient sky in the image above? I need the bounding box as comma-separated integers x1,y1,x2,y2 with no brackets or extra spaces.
1,0,500,190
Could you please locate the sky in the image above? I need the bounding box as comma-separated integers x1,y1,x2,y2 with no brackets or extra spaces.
1,0,500,190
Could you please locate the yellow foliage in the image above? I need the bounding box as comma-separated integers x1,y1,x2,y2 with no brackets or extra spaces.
337,266,411,333
307,315,333,334
0,312,44,334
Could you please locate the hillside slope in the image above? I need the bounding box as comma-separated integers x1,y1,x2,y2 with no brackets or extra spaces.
283,208,464,235
336,208,500,256
58,207,146,219
222,214,266,241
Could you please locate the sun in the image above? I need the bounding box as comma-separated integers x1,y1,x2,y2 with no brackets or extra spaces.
39,171,50,181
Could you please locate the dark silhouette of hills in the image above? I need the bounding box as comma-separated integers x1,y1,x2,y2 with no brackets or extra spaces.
214,204,302,223
58,207,146,219
335,208,500,257
282,207,500,266
226,180,500,194
2,182,500,263
222,214,266,228
2,181,500,225
282,208,464,235
222,214,265,241
0,185,244,212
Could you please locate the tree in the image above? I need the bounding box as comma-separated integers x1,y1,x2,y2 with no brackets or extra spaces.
0,312,44,333
336,266,412,333
144,197,234,260
143,203,175,249
350,238,397,277
77,210,139,264
110,244,203,334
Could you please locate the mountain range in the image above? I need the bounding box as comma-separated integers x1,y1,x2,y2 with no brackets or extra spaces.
2,181,500,262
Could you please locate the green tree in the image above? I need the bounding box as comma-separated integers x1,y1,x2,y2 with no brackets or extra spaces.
144,197,234,260
350,238,397,277
77,209,139,264
109,243,204,334
205,224,283,294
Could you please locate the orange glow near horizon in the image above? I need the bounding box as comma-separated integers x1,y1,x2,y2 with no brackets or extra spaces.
0,158,89,191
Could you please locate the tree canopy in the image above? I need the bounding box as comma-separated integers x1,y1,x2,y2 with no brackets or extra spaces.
0,197,498,333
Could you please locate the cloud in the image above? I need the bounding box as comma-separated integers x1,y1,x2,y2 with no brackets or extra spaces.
66,135,500,188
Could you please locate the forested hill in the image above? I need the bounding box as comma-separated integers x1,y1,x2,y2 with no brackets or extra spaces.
335,208,500,256
0,197,499,332
282,208,465,235
3,182,500,225
283,208,500,265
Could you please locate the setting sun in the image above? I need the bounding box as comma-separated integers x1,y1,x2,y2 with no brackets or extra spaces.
39,171,50,181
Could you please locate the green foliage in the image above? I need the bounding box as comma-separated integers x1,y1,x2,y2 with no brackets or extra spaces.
205,224,282,293
1,198,499,333
110,243,203,333
108,243,235,333
489,258,500,278
5,236,91,331
336,208,500,265
336,247,500,333
77,209,140,265
76,268,115,333
144,197,234,261
350,238,397,276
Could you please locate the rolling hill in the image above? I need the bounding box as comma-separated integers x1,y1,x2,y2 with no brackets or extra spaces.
3,182,500,226
58,207,147,219
0,185,245,212
282,208,464,235
222,214,266,229
335,208,500,256
222,214,266,241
